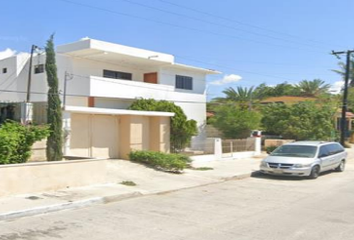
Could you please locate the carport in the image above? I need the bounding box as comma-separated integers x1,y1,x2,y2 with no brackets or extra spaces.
63,106,174,159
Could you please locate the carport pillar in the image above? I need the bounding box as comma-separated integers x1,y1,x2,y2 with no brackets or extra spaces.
149,116,171,153
63,112,71,156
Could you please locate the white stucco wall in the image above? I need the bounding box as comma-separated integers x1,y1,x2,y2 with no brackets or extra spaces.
0,40,217,146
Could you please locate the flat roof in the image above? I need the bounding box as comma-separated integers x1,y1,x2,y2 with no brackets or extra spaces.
57,38,221,74
65,106,175,117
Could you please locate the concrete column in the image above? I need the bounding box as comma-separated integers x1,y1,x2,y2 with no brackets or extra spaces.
63,111,71,156
214,138,222,160
254,137,262,156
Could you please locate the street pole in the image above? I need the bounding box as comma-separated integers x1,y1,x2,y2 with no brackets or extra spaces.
62,71,73,110
26,45,38,103
332,50,354,146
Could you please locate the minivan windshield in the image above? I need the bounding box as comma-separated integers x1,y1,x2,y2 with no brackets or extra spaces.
271,145,317,158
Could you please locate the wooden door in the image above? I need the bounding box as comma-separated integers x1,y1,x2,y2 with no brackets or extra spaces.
144,72,158,84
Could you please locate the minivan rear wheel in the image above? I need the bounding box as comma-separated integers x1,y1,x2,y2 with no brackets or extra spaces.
335,160,345,172
309,165,320,179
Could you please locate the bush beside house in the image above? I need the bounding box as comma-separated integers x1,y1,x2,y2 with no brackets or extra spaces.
129,99,197,152
0,121,49,165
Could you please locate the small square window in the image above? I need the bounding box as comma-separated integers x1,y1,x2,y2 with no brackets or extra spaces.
34,64,44,74
2,68,7,74
176,75,193,90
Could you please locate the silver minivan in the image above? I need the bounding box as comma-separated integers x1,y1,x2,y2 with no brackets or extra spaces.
260,141,347,179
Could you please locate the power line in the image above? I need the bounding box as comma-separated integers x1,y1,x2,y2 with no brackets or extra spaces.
118,0,328,51
54,0,326,54
158,0,345,49
175,55,301,82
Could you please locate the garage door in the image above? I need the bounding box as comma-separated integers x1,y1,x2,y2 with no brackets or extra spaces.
70,114,119,158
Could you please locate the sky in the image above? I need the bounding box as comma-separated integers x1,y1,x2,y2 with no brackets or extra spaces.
0,0,353,100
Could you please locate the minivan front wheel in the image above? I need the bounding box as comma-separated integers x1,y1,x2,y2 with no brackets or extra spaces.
335,160,345,172
309,165,320,179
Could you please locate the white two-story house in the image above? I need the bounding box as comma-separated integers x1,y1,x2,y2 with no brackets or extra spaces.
0,38,220,159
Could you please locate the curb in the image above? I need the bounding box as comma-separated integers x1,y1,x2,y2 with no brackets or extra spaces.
0,192,142,221
0,171,257,221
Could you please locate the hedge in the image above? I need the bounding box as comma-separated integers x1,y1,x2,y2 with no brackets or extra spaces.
129,150,192,172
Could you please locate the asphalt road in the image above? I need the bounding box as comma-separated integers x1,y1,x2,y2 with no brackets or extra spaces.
1,165,354,240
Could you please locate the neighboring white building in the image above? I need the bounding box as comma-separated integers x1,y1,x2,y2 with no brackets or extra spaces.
0,38,220,157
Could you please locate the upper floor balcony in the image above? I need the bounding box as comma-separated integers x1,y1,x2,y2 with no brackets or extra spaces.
66,75,207,103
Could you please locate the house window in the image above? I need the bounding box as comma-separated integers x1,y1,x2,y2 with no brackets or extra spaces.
2,68,7,74
103,69,132,80
34,64,44,74
176,75,193,90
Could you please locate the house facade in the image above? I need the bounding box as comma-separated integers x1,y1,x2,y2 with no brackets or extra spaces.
0,38,219,159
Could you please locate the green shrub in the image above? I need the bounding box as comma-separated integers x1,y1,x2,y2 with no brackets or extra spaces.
265,145,278,153
129,99,197,153
0,121,50,165
129,150,192,173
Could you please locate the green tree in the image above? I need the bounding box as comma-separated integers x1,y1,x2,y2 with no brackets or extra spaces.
211,103,262,138
45,35,63,161
261,102,336,140
295,79,330,97
332,60,354,86
214,86,258,110
254,82,300,99
129,99,197,152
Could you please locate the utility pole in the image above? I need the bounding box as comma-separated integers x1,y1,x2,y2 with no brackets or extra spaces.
332,50,354,146
22,45,39,125
62,71,73,110
26,45,39,103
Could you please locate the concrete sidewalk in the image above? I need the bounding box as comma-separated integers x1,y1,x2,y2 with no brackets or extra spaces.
0,155,263,221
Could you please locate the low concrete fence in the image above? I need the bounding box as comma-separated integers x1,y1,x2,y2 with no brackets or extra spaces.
29,139,47,162
0,159,107,197
190,137,261,162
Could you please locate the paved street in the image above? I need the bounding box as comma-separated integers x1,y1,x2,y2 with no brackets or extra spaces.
1,164,354,240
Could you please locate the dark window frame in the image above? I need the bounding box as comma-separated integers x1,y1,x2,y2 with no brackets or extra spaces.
34,64,45,74
103,69,132,80
175,75,193,90
2,68,7,74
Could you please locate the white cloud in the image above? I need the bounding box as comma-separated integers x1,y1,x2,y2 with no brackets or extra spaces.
0,48,16,60
209,74,242,85
329,80,344,94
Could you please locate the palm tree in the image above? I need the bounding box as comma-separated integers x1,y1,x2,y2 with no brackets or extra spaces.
332,60,354,87
295,79,330,97
222,86,255,101
214,86,257,110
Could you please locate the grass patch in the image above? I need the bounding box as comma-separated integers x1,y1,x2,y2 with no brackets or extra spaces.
192,167,214,171
120,181,137,186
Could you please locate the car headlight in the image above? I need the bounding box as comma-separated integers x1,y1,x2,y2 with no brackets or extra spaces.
260,161,268,167
293,164,312,168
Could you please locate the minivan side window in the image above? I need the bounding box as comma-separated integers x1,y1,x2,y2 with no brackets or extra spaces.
318,146,330,158
326,144,344,155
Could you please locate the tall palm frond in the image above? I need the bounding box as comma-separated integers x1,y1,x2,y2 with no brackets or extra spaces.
296,79,330,97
